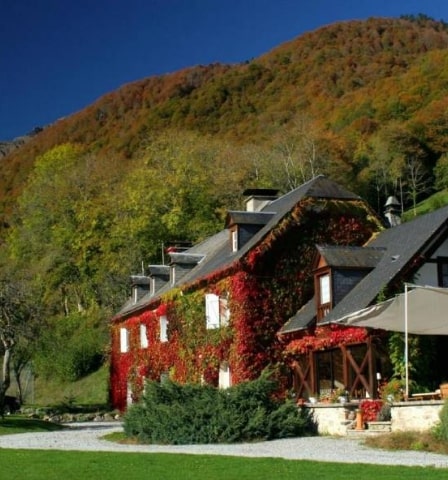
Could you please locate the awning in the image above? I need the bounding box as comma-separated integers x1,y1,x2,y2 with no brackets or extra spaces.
331,284,448,397
332,285,448,335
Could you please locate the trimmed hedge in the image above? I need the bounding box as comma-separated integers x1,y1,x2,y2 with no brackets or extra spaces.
124,373,316,444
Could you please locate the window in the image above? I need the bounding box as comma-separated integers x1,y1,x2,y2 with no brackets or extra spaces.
219,361,231,389
120,327,129,353
220,297,230,327
160,315,168,342
319,274,331,304
231,229,238,252
132,286,139,303
140,324,148,348
205,293,220,329
205,293,231,329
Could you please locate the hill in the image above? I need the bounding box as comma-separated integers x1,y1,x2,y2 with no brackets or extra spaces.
2,14,448,401
1,15,448,227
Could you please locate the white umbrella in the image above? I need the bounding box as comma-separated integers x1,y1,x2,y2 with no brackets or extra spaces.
332,284,448,397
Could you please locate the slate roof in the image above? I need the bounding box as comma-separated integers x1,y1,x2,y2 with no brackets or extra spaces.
281,205,448,334
316,245,385,269
114,175,365,319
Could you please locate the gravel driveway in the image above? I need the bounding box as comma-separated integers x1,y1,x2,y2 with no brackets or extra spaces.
1,422,448,468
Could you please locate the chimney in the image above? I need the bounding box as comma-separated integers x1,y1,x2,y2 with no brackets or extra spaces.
384,196,401,227
243,188,279,212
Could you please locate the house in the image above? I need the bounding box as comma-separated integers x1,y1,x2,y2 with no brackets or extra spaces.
279,203,448,401
109,176,383,410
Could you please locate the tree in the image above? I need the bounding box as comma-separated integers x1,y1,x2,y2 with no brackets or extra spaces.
0,278,40,415
271,117,322,190
403,155,432,216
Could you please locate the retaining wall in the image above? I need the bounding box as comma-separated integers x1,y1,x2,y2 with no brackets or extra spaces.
308,400,444,435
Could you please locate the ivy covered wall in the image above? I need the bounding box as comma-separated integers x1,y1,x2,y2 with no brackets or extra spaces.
110,197,382,410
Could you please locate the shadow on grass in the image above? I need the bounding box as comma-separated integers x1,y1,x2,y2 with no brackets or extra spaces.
0,416,66,434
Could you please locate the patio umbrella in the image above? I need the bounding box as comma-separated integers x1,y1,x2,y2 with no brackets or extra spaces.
331,284,448,397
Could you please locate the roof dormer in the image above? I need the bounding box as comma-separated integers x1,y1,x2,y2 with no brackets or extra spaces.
225,211,275,252
147,265,170,296
130,275,150,304
313,245,384,322
168,252,204,285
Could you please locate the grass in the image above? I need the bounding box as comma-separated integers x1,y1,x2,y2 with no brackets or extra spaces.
366,431,448,455
0,416,65,435
31,363,109,406
0,449,447,480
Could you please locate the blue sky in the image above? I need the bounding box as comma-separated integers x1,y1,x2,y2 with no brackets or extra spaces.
1,0,447,140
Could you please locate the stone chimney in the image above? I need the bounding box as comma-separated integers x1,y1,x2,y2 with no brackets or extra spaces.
243,188,279,212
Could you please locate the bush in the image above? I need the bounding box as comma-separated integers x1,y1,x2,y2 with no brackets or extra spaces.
124,372,316,444
433,399,448,441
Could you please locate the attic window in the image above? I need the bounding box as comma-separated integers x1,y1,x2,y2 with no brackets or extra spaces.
319,274,331,304
316,273,331,320
231,228,238,252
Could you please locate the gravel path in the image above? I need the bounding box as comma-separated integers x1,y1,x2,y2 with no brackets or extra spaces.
1,422,448,468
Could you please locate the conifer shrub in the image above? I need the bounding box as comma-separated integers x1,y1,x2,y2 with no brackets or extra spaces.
124,372,316,444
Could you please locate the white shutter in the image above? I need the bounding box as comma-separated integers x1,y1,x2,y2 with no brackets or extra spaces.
120,328,129,353
205,293,220,329
160,315,168,342
140,324,148,348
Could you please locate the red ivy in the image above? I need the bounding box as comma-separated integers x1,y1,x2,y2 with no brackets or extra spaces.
284,325,369,356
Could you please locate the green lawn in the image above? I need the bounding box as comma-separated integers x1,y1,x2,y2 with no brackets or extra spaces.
0,449,447,480
0,416,64,435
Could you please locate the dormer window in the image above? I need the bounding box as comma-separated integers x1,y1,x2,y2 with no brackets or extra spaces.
170,265,176,285
316,272,332,320
231,229,238,252
319,274,331,304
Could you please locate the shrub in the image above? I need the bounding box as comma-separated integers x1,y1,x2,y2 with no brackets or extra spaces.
124,372,316,444
433,399,448,441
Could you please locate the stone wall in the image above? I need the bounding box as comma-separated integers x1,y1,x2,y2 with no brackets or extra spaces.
308,400,444,435
391,401,443,432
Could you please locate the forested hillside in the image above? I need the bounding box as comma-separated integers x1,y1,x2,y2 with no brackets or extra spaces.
2,15,448,395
